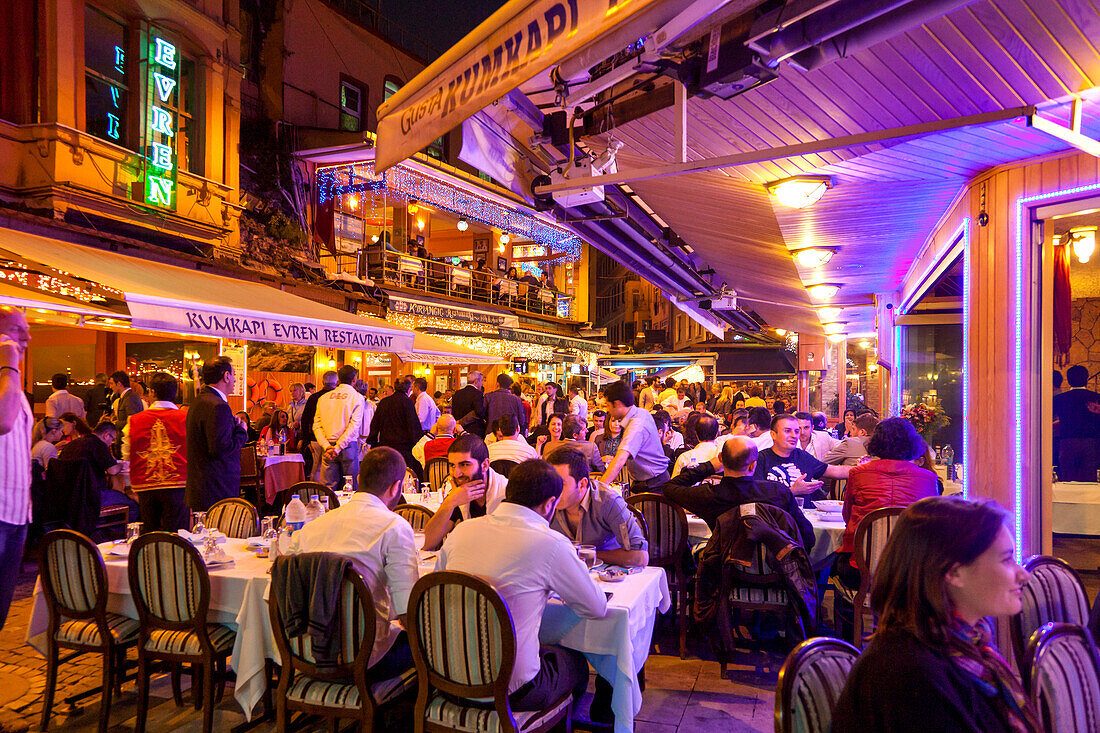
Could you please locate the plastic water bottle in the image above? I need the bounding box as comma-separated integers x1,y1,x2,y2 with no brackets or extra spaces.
285,495,307,531
319,495,330,513
343,475,354,493
305,496,324,523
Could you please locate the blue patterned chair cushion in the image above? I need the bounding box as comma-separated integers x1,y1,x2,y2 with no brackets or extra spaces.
286,667,416,710
56,613,139,646
423,692,570,732
144,624,236,655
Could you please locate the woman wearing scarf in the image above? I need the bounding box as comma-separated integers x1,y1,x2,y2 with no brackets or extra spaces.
834,496,1039,733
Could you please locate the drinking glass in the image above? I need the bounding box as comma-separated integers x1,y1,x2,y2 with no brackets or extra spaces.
578,545,597,570
126,522,142,543
202,533,219,562
191,511,207,537
261,516,275,540
795,497,805,509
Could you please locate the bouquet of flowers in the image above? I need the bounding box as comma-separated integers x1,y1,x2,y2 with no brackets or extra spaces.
900,402,951,441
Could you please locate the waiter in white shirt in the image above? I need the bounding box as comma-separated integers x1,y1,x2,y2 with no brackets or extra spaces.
568,384,588,423
0,308,31,628
436,458,606,712
412,377,440,432
45,373,85,420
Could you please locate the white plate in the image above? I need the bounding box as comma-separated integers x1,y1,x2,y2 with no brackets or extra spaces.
814,500,844,512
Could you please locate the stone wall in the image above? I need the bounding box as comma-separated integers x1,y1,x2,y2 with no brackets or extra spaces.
1069,298,1100,380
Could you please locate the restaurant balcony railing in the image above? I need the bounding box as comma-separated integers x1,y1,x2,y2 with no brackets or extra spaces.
363,248,574,319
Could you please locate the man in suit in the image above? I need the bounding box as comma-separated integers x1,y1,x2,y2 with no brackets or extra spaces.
451,370,486,438
108,370,144,450
185,356,248,511
366,377,423,479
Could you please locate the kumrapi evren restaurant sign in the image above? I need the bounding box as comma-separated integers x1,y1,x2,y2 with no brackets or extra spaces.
375,0,667,171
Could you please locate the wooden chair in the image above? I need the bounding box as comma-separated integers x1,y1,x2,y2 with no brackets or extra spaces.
626,504,648,545
1011,555,1089,671
627,493,690,659
128,532,237,733
1024,622,1100,733
424,457,450,493
395,503,434,531
268,559,416,731
490,459,518,478
239,442,261,505
407,571,572,733
39,530,139,733
206,498,259,539
274,481,341,514
851,506,905,647
775,637,860,733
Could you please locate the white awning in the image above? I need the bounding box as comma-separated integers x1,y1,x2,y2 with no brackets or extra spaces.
404,332,504,365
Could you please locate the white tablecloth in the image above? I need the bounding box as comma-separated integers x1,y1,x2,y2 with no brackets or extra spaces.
260,453,304,467
497,279,518,297
538,288,554,303
685,509,845,570
398,256,424,275
1053,482,1100,535
450,268,472,287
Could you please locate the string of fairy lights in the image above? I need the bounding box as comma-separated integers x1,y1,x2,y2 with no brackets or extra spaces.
316,162,582,265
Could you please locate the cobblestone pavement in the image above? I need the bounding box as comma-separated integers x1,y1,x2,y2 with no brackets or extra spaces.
0,557,787,732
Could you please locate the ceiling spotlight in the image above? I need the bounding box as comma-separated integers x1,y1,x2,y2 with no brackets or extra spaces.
816,306,842,321
499,233,510,245
792,247,837,268
822,322,848,335
767,176,832,209
806,283,841,300
457,219,469,232
774,329,787,336
827,333,847,344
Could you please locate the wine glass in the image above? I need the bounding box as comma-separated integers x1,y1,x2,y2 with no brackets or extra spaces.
191,511,207,538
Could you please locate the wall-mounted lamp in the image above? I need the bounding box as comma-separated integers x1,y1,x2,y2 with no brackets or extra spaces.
457,219,469,232
499,233,510,245
1067,226,1097,264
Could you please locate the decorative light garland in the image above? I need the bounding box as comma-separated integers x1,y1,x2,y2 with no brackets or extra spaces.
389,312,497,335
316,162,582,265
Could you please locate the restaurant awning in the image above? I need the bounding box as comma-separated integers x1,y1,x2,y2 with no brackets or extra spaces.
599,352,718,373
0,281,120,318
0,230,496,363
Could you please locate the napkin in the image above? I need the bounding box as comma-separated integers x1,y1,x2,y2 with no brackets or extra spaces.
178,530,227,545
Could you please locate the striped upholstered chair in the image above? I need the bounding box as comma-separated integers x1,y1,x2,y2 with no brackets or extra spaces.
1010,555,1089,671
268,559,416,731
1024,622,1100,733
395,503,434,531
206,497,259,539
127,532,236,733
851,506,905,647
627,492,690,658
775,637,860,733
276,481,341,512
39,530,139,733
407,571,572,733
425,457,451,493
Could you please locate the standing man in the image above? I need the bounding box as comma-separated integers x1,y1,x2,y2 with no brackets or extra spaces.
485,373,527,436
123,371,188,531
299,371,336,480
600,380,670,491
185,356,248,511
367,377,424,478
109,370,144,448
0,308,31,628
84,373,111,427
1053,364,1100,481
287,382,308,435
451,370,486,438
412,377,440,433
314,365,364,491
45,373,85,420
639,377,659,411
568,384,588,423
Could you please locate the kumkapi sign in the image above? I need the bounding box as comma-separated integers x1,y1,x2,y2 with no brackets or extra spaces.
375,0,668,171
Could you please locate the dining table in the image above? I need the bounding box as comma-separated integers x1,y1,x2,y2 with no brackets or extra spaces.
259,452,305,503
27,522,670,733
685,505,846,571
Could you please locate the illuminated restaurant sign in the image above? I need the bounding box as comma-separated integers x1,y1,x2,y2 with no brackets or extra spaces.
388,296,515,327
375,0,667,170
142,31,179,210
127,301,415,352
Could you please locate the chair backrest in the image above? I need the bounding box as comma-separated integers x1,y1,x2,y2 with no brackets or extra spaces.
1026,622,1100,733
240,443,259,480
424,457,450,492
276,482,341,513
775,637,861,733
395,503,434,531
206,498,259,539
127,532,210,629
40,529,107,621
626,504,648,546
1012,555,1090,669
626,493,688,567
405,467,419,486
268,560,376,680
408,571,516,703
489,459,517,478
852,506,905,585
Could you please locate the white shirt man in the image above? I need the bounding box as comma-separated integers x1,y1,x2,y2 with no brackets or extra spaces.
313,373,364,490
671,413,723,477
436,460,606,703
569,391,588,422
414,384,440,432
487,431,540,464
639,382,658,411
797,414,839,462
287,448,417,668
45,379,85,420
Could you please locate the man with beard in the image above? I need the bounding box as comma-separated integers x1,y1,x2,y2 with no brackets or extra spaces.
421,434,506,550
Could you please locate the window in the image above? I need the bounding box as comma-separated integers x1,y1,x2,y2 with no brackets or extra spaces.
84,5,129,146
160,54,204,176
426,135,444,160
339,79,363,132
383,76,402,101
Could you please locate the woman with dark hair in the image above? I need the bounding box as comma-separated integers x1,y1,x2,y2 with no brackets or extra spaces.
595,416,623,464
259,409,296,453
537,412,567,455
830,417,940,636
57,411,92,447
837,408,857,439
834,497,1038,732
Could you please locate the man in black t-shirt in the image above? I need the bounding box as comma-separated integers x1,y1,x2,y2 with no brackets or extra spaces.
58,422,138,520
1053,364,1100,481
753,414,851,503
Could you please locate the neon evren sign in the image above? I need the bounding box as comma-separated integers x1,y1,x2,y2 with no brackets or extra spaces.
143,33,178,210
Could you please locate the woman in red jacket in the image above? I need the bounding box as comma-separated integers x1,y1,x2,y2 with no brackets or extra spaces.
831,417,939,638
